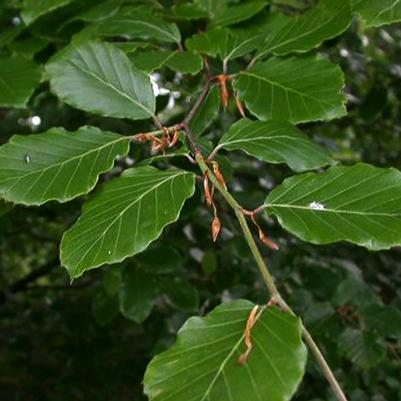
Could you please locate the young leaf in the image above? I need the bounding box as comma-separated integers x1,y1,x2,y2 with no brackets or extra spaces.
46,41,156,121
0,55,42,108
119,266,159,323
144,300,307,401
0,126,129,206
61,167,196,278
219,119,334,172
256,0,352,59
234,55,346,124
352,0,401,27
265,163,401,250
22,0,75,25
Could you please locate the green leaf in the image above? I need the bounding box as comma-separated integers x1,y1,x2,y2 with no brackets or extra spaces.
165,3,209,20
234,55,346,124
352,0,401,27
133,51,203,74
103,266,122,296
75,0,122,22
136,244,184,273
195,0,232,17
92,288,119,326
190,86,221,137
256,0,352,59
211,0,268,27
223,31,265,63
201,249,218,274
338,328,386,369
265,163,401,250
144,300,307,401
362,304,401,339
162,277,199,312
22,0,75,25
46,41,156,121
166,52,203,75
61,166,196,278
0,55,42,108
119,266,159,323
219,119,333,172
74,8,181,44
186,28,229,58
0,126,129,206
9,37,49,58
0,200,13,218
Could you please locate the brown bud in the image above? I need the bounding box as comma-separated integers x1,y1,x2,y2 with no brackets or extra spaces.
203,173,213,207
212,216,221,242
235,94,246,117
217,75,229,108
211,161,227,190
258,229,280,251
169,128,180,148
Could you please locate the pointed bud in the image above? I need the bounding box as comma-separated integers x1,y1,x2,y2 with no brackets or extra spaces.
169,128,180,148
218,75,229,108
203,173,213,207
235,94,246,117
212,216,221,242
258,229,279,251
211,161,227,189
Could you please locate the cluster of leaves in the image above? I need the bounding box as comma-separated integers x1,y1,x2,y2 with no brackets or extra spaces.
1,0,401,400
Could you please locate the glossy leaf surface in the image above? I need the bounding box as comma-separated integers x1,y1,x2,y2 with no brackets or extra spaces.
266,164,401,250
0,127,129,205
352,0,401,27
144,300,307,401
61,167,196,278
219,119,333,172
235,55,346,123
46,41,155,120
257,0,352,58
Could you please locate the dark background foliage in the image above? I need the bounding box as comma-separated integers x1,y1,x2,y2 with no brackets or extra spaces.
0,1,400,400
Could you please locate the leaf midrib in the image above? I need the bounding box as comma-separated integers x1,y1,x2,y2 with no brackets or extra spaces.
0,135,128,186
68,171,190,274
267,203,401,218
63,55,155,118
258,1,349,58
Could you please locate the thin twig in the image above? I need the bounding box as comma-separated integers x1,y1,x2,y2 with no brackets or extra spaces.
183,83,211,126
195,154,348,401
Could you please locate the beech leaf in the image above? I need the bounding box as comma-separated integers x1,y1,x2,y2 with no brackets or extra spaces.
144,300,307,401
219,119,333,172
61,167,195,278
265,163,401,250
46,41,156,121
0,127,130,206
